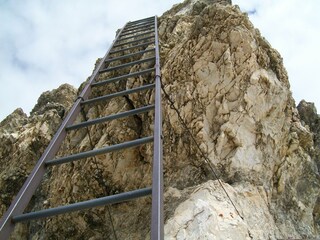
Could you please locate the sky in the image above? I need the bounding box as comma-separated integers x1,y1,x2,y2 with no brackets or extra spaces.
0,0,319,121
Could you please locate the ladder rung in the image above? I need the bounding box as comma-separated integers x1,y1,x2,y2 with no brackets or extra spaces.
126,19,154,27
113,35,154,48
127,16,154,25
109,41,154,55
105,48,155,63
12,187,152,223
83,83,155,105
100,57,155,73
120,26,154,37
122,23,154,33
126,21,155,29
92,68,154,87
127,17,154,26
118,30,154,42
67,104,155,131
45,136,154,166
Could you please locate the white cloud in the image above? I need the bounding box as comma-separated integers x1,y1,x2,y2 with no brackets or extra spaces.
0,0,179,120
233,0,320,112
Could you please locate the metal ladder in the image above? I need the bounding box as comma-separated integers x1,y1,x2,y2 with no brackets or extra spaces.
0,16,163,239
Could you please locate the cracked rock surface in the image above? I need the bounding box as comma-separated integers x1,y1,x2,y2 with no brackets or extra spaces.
0,0,319,239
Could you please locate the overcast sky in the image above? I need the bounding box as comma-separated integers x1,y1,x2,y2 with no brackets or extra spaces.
0,0,319,121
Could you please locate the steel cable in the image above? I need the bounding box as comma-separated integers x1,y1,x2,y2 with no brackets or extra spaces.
80,108,119,240
160,83,244,220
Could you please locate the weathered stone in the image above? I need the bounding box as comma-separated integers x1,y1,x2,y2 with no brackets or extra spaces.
165,180,282,240
297,100,320,234
30,83,77,118
0,84,77,220
0,0,319,239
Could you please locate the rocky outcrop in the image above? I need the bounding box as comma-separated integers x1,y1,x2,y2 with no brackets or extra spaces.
1,0,319,239
158,1,319,238
298,100,320,153
164,180,282,239
0,84,77,220
30,83,78,117
297,99,320,233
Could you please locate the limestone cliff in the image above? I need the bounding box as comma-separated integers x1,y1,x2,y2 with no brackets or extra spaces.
1,0,319,239
297,100,320,234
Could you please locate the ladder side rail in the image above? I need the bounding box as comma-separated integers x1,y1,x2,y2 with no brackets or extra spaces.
0,21,129,240
151,16,164,240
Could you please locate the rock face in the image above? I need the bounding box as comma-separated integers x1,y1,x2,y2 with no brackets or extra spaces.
1,0,319,239
298,100,320,156
297,100,320,233
0,84,77,237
